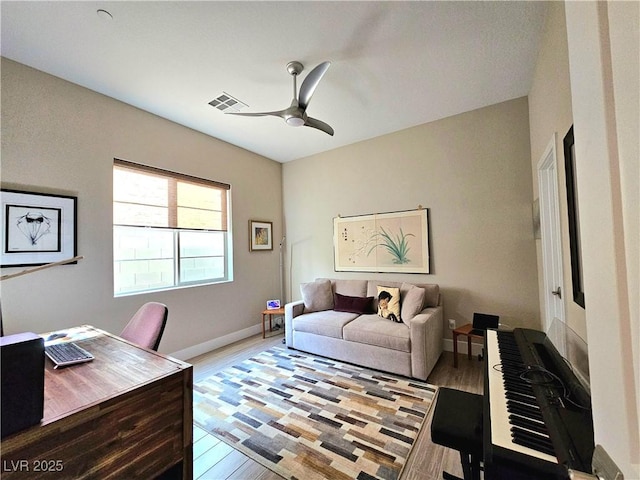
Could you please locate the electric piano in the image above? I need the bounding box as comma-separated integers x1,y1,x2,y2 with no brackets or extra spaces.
484,328,595,479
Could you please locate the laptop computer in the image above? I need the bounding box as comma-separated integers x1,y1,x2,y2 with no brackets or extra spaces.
469,313,499,336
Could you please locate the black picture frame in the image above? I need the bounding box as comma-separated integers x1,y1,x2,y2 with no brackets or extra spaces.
249,220,273,251
563,126,585,308
1,189,77,268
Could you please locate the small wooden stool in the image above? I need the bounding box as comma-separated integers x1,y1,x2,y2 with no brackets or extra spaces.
261,307,284,339
430,387,484,480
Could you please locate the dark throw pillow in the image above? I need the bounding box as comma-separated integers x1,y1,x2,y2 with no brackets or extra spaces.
333,292,374,314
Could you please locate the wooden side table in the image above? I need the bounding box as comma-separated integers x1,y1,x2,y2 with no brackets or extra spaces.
261,307,285,339
452,323,485,368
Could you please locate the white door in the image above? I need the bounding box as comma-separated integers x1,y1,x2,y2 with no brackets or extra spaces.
537,135,566,351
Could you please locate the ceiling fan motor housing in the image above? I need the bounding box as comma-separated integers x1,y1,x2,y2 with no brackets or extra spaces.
285,115,305,127
286,61,304,76
227,60,334,136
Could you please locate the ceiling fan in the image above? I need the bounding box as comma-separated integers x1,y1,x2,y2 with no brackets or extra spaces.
227,60,334,136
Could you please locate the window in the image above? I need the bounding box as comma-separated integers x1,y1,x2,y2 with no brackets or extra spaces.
113,159,231,296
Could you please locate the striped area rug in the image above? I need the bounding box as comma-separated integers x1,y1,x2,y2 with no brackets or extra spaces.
193,347,437,480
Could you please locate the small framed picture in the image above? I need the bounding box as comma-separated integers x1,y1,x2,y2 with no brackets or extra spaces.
1,189,77,267
249,220,273,251
266,299,281,310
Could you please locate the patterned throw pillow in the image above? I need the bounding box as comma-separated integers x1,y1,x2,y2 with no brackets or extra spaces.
376,286,401,323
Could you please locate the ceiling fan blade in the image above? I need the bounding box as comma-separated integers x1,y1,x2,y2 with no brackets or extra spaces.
304,117,334,136
298,61,331,110
226,110,286,119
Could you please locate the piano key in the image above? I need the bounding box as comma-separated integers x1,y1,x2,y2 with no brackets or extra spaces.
508,414,549,435
503,370,529,380
504,381,536,396
511,427,556,457
506,398,543,413
511,425,553,445
505,391,537,403
506,403,545,422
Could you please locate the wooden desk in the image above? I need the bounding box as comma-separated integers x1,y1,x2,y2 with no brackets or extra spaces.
1,326,193,480
452,323,485,368
261,307,284,338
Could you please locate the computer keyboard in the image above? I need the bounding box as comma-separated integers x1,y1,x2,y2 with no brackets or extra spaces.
45,342,94,369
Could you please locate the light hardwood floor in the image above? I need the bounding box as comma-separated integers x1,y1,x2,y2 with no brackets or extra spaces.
187,332,484,480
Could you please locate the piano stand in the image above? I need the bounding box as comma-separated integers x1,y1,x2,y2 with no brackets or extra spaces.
431,388,484,480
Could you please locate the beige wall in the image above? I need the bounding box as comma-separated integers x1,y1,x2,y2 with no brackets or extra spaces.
564,2,639,476
528,1,587,341
283,97,540,341
531,2,639,475
1,58,284,357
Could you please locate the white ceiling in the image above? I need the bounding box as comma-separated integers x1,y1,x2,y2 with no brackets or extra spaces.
1,1,547,163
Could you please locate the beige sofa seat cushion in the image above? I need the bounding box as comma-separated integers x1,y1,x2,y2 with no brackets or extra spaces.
343,314,411,352
293,310,358,339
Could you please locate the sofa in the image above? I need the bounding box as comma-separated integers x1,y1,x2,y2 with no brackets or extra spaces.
285,278,443,380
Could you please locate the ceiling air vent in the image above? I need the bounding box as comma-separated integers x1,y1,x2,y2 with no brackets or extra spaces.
208,92,248,114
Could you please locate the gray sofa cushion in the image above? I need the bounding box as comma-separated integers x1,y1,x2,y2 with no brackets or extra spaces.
331,279,368,297
300,279,334,312
292,310,358,339
400,284,426,324
422,284,440,307
343,314,411,352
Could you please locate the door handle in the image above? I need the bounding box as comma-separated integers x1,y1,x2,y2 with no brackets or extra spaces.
552,287,562,298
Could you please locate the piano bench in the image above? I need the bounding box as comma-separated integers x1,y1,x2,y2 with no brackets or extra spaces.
430,387,483,480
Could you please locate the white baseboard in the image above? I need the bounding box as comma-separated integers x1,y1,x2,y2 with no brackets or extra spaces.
169,323,262,361
443,338,484,357
170,327,482,363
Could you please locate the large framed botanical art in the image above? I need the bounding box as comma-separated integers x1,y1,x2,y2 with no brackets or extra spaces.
1,189,77,267
334,208,430,273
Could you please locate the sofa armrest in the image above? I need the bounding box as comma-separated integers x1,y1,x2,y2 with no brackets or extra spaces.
408,305,444,380
285,301,304,346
